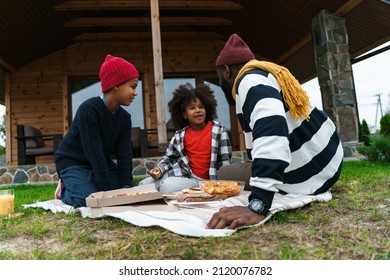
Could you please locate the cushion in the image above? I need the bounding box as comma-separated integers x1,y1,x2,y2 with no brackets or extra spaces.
25,146,54,156
23,126,45,148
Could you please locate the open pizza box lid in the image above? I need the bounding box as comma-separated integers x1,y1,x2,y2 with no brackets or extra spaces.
86,184,163,208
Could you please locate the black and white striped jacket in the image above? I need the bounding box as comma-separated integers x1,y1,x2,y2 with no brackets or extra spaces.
234,68,343,208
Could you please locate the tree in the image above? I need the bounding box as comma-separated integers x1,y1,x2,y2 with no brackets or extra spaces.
358,113,390,162
380,112,390,137
360,119,371,146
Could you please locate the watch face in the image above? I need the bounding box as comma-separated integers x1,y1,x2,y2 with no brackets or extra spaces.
251,200,262,211
249,199,266,214
249,198,269,215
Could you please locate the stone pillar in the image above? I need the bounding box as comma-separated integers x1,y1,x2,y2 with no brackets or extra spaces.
312,9,359,144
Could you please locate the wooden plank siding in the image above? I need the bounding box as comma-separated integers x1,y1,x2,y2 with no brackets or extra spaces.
6,38,229,165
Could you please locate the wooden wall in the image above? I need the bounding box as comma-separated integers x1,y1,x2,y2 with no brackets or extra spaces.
6,38,234,166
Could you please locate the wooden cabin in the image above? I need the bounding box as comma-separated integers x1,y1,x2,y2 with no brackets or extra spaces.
1,0,389,166
5,35,243,165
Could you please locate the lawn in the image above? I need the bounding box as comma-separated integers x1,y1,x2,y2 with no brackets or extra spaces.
0,160,389,260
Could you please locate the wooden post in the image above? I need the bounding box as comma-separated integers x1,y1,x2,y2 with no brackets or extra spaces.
5,72,11,165
62,75,69,134
62,51,69,135
150,0,167,152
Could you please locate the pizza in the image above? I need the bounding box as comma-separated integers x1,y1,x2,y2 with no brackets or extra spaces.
199,181,242,199
176,193,221,203
163,181,242,203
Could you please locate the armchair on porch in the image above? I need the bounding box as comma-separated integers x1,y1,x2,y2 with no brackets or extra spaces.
142,127,178,157
16,125,62,165
131,127,148,158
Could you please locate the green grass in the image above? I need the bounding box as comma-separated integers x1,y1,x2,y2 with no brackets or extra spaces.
0,160,389,260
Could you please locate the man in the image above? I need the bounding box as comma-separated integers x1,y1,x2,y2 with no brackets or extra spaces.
207,34,343,229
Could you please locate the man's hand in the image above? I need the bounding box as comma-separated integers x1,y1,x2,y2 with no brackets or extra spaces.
207,206,265,229
148,167,162,180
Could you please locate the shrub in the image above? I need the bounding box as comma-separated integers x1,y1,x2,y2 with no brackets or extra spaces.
357,135,390,162
360,119,371,146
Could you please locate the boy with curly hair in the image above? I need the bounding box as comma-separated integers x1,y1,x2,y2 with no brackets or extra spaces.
139,83,232,193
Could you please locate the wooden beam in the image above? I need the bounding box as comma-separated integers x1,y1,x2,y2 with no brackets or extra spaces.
274,33,311,64
0,57,15,71
275,0,364,64
73,31,221,41
150,0,167,150
55,0,242,10
334,0,364,16
65,17,232,27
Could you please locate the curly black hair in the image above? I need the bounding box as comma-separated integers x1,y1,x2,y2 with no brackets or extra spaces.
168,83,218,128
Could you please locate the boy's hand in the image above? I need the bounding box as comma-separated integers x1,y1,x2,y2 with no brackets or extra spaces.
148,167,162,180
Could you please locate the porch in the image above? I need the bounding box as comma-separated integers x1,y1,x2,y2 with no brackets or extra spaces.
0,142,362,186
0,151,248,186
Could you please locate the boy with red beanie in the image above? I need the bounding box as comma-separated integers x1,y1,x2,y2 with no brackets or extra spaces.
207,34,343,229
55,54,139,207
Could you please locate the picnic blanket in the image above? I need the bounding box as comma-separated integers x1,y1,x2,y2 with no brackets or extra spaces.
23,191,332,237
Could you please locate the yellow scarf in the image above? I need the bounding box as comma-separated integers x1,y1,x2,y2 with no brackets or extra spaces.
232,60,311,120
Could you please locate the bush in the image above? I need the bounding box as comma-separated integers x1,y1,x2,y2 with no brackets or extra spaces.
380,112,390,137
357,135,390,162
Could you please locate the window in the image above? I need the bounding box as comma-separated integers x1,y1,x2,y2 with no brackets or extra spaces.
70,78,144,128
69,76,230,135
204,78,231,131
163,77,195,124
163,77,231,131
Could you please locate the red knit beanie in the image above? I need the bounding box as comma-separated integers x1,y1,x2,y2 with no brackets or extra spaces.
216,34,255,66
99,54,139,93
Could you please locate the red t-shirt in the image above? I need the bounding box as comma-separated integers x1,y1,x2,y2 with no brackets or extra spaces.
184,121,212,179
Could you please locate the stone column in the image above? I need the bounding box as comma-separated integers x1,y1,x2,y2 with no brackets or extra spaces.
312,9,359,144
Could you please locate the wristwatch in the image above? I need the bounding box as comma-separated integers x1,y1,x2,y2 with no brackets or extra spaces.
248,198,269,216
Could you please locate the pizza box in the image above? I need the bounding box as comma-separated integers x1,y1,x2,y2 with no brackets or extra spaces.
89,200,179,218
85,184,163,208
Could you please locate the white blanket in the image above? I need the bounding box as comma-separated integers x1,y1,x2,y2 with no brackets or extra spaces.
23,191,332,237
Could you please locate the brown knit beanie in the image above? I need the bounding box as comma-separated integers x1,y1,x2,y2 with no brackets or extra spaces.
99,54,139,93
216,34,255,66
